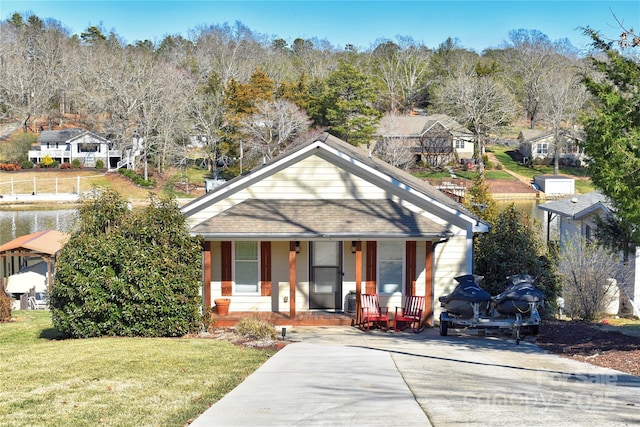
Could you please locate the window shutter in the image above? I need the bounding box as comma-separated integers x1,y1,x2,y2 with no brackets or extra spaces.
405,241,416,296
260,241,272,296
221,241,232,296
365,241,377,294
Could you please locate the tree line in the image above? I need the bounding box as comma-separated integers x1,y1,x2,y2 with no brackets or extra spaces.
1,12,593,178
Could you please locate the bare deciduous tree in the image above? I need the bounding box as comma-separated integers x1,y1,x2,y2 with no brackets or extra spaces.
557,237,632,321
539,57,588,175
434,73,517,174
373,136,415,170
238,99,311,163
500,29,557,129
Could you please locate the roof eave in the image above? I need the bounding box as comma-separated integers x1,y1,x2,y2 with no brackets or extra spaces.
191,231,454,240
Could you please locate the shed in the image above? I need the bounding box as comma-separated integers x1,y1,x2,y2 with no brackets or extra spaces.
534,175,575,195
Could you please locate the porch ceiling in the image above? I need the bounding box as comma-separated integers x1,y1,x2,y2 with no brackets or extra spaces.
191,199,452,239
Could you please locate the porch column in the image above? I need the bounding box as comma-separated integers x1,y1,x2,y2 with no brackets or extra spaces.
45,257,53,292
203,241,212,308
354,241,362,326
424,241,434,326
288,241,297,319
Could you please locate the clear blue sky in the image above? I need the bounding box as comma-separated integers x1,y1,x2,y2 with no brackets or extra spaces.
2,1,639,52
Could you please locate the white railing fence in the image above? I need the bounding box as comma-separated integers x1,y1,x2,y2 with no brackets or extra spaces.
0,174,104,196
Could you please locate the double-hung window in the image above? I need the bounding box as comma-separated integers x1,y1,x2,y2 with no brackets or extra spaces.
378,241,403,294
234,241,259,293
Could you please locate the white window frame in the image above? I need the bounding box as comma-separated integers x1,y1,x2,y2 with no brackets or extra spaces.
377,241,404,295
455,139,465,149
536,143,548,154
233,241,260,295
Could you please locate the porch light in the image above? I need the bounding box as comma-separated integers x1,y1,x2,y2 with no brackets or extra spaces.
295,241,301,253
351,241,357,253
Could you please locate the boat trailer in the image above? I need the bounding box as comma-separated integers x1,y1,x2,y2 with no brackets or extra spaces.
439,301,542,345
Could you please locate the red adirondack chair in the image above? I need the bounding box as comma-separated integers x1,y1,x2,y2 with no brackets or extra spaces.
394,295,425,333
360,293,389,331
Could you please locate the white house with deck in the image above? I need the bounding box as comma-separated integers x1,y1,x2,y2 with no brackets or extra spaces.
28,129,123,169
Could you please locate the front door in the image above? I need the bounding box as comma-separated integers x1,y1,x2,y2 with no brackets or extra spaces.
309,241,342,310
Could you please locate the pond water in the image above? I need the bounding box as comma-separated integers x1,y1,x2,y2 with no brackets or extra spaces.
0,209,78,245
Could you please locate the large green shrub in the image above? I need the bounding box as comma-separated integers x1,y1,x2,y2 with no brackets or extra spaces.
474,204,559,304
50,188,202,338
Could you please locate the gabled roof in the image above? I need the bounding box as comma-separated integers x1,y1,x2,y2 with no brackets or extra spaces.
37,129,85,143
375,114,472,139
422,114,471,136
519,129,585,144
68,131,110,144
519,129,552,143
0,230,69,256
538,191,612,219
183,133,488,238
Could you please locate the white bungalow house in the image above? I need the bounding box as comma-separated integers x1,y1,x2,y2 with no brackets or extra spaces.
181,133,489,326
538,192,640,316
374,114,475,167
28,129,123,169
518,129,586,166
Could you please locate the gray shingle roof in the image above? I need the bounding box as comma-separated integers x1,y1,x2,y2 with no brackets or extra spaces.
191,199,451,239
538,191,611,218
375,114,472,138
37,129,85,143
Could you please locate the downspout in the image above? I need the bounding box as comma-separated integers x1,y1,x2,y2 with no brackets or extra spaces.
433,236,450,251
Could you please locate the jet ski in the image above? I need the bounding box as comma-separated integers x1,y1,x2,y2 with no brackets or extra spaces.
493,274,546,315
438,274,491,317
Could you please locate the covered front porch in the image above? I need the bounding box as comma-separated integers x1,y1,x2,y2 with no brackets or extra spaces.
201,236,442,328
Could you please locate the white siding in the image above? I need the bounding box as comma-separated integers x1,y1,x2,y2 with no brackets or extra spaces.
187,154,463,230
432,236,470,320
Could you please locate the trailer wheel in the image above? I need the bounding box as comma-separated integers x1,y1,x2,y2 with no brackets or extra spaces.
439,313,448,336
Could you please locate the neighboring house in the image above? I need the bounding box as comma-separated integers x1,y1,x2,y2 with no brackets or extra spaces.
28,129,123,169
538,192,640,315
518,129,586,165
374,114,475,167
181,133,489,325
538,192,611,248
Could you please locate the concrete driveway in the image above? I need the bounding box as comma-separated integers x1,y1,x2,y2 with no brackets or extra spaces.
192,327,640,426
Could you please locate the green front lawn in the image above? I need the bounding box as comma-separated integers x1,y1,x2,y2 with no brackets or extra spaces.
491,146,591,179
0,311,275,426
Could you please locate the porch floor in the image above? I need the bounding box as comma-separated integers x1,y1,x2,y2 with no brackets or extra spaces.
210,310,357,328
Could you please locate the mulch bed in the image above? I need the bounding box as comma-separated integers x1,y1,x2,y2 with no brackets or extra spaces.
536,320,640,377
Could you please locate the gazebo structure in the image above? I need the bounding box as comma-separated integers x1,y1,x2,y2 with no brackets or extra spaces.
0,230,69,293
